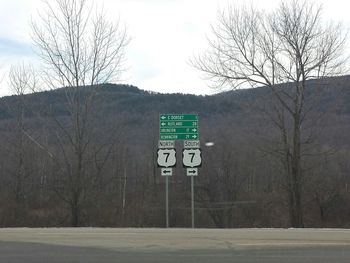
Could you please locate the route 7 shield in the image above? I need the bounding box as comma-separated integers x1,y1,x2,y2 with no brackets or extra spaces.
182,149,202,167
157,149,176,167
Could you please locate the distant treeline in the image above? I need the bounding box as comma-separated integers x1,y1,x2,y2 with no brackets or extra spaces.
0,77,349,228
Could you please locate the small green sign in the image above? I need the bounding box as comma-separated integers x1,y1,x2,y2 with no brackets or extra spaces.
160,114,198,121
160,134,200,140
160,121,198,127
160,127,198,134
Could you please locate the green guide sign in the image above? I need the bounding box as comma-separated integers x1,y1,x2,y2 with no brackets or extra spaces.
159,114,199,140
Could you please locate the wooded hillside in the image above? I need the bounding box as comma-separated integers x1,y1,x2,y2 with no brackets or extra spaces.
0,76,349,228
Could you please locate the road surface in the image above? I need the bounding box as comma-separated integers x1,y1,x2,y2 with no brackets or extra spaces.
0,228,349,262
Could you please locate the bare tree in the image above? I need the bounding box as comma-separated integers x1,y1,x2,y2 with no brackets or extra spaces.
192,0,348,227
4,64,39,224
31,0,129,226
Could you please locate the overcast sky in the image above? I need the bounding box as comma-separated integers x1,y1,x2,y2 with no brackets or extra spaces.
0,0,349,96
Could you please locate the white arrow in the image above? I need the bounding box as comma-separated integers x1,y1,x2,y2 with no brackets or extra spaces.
186,168,198,176
192,135,197,139
161,122,166,126
161,116,166,120
192,128,197,132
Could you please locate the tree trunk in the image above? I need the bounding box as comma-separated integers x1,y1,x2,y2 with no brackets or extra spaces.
71,199,79,227
289,108,304,228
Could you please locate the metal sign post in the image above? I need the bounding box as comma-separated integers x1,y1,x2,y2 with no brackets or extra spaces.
157,140,175,228
183,140,201,229
166,176,169,228
191,176,194,228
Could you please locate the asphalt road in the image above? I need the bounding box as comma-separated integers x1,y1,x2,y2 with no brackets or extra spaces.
0,228,349,263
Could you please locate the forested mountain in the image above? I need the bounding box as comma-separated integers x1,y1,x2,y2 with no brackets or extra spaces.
0,75,349,228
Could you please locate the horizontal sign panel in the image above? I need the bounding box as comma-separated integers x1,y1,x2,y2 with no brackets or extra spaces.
158,140,175,149
160,121,198,127
186,168,198,176
160,133,199,140
161,168,173,176
160,127,198,134
160,114,198,121
184,140,200,148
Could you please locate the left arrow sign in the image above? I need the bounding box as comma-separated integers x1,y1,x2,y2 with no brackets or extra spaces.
161,168,173,176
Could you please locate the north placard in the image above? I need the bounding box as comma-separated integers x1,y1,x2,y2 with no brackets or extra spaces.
158,140,175,149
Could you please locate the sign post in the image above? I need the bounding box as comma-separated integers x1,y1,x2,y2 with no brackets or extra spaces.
191,176,194,228
166,176,169,228
183,140,201,228
157,140,176,228
158,114,200,228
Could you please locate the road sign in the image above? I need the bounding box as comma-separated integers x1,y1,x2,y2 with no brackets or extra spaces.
184,140,200,149
182,149,202,167
160,121,198,127
157,149,176,167
159,114,199,141
160,114,198,121
158,140,175,149
160,128,198,134
186,168,198,176
158,114,201,229
160,134,199,140
161,168,173,176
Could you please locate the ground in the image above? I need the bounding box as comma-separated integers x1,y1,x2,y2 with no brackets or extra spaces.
0,228,349,262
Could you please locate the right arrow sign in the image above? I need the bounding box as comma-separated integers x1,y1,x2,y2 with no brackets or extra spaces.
182,149,202,167
186,168,198,176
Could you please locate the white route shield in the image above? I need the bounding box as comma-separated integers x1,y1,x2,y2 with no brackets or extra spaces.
182,149,201,167
157,149,176,167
